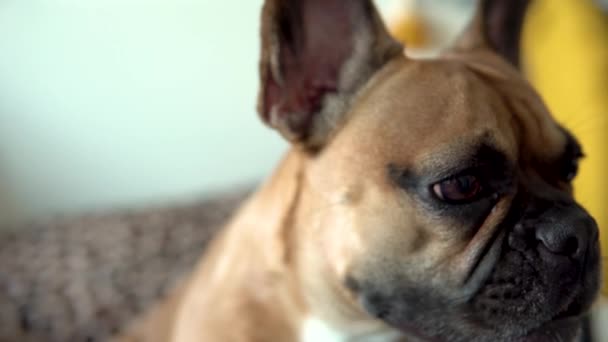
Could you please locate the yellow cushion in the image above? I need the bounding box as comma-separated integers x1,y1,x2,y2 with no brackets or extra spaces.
523,0,608,292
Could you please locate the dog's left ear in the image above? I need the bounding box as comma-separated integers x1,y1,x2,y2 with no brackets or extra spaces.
452,0,531,68
257,0,403,148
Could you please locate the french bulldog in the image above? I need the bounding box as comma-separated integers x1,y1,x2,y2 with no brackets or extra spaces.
118,0,601,341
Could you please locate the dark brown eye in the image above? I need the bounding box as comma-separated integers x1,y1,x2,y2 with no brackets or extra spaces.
432,175,482,204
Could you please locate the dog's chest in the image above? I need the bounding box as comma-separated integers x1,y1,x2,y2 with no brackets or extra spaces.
300,316,402,342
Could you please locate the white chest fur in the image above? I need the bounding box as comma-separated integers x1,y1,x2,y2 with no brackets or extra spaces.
300,316,402,342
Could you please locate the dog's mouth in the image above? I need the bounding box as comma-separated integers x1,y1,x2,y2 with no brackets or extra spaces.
456,197,599,339
462,237,598,341
451,235,593,340
388,303,585,342
393,318,583,342
358,245,595,342
519,316,583,342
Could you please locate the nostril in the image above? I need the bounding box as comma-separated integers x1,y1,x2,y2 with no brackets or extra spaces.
562,236,579,256
535,225,583,258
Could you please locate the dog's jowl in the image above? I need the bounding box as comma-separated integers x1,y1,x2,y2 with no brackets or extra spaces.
118,0,601,341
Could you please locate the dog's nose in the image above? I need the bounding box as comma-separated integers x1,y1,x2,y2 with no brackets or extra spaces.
534,206,597,259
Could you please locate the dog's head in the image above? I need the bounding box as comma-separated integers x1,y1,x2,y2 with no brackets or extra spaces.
257,0,601,341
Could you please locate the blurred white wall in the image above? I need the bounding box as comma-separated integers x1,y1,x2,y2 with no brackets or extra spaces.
0,0,471,224
0,0,288,223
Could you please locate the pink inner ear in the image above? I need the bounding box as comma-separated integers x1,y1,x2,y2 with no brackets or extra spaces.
263,0,356,137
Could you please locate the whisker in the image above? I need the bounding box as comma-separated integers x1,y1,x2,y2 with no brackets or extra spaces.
573,124,608,139
562,114,608,133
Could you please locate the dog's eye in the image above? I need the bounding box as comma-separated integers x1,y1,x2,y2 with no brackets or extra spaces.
432,175,482,204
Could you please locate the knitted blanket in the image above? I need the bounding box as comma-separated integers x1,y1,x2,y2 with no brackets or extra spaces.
0,189,250,342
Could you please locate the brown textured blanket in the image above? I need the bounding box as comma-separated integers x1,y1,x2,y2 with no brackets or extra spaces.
0,188,250,342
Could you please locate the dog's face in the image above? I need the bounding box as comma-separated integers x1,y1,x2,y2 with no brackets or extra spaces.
257,0,600,341
302,56,600,341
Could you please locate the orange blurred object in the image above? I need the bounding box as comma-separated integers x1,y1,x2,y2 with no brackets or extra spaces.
389,12,429,48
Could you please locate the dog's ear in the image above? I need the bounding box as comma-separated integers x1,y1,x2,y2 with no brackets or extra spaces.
453,0,530,68
257,0,403,148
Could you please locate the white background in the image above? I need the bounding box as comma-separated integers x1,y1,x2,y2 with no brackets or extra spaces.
0,0,472,224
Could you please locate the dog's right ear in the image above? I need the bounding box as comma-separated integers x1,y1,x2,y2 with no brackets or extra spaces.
257,0,403,148
452,0,530,68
